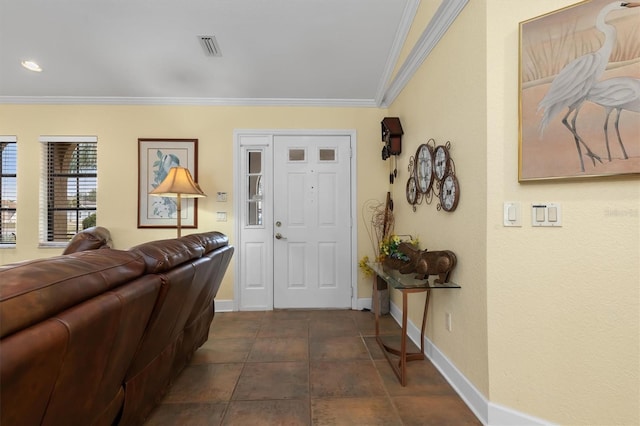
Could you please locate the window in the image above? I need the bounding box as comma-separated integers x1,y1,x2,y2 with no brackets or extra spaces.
40,136,97,244
288,148,305,162
319,148,336,161
247,150,263,226
0,136,17,245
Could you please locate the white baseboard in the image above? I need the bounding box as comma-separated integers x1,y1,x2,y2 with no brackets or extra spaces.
217,299,372,313
214,299,234,312
386,300,553,426
357,297,373,311
487,403,554,426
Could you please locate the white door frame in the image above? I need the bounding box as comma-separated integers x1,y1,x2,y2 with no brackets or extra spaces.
233,129,358,311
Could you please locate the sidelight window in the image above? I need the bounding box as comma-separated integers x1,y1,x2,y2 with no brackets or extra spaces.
247,150,263,226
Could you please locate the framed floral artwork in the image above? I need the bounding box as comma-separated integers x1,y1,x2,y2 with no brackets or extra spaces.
137,138,199,229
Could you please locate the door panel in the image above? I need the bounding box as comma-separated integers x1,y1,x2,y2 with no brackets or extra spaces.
287,173,306,224
244,242,266,288
237,137,273,310
288,243,306,288
273,135,351,308
318,172,337,224
318,242,337,288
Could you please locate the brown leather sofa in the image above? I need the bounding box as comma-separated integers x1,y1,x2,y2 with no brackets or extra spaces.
61,225,113,254
0,230,234,426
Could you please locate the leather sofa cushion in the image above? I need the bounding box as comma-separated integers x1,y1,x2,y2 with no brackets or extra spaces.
62,226,113,255
130,237,206,274
0,249,145,338
181,231,229,253
0,274,161,426
0,319,68,425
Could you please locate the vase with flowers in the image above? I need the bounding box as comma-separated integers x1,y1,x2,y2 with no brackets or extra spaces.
379,234,419,270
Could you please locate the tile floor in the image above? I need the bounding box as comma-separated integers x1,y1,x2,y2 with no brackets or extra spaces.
144,309,481,425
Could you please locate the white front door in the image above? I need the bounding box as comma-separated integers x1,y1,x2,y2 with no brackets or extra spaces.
234,130,355,311
272,134,352,308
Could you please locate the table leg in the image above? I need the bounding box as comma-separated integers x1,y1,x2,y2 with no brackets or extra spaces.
373,274,427,387
373,273,379,336
400,289,409,386
420,289,431,354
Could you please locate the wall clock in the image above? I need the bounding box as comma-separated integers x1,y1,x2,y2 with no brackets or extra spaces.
415,144,434,194
434,144,451,181
406,176,418,207
438,173,460,212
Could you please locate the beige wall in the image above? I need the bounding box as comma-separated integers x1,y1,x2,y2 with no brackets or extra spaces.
485,1,639,424
0,104,389,301
387,0,490,400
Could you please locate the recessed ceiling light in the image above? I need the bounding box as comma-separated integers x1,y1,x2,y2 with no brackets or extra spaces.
21,60,42,72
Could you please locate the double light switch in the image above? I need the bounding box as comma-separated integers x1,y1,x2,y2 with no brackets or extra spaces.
532,203,562,227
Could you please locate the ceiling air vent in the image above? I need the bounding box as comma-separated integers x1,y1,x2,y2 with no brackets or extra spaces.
198,35,222,57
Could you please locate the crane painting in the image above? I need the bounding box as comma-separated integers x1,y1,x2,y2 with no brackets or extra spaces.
519,0,640,180
586,76,640,161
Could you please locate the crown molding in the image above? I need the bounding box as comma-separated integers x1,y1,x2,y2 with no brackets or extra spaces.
380,0,469,107
0,96,379,108
374,0,421,106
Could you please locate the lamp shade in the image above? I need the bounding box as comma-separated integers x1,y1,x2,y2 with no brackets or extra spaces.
149,166,206,198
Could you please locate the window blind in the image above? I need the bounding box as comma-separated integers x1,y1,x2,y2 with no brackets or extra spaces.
0,136,17,244
40,136,97,243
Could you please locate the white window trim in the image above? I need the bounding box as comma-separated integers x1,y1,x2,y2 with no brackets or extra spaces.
39,136,97,143
0,136,17,248
39,135,97,247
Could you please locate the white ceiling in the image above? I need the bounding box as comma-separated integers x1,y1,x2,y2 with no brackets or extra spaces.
0,0,466,107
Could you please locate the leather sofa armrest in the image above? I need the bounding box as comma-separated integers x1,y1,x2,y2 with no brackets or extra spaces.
62,227,113,255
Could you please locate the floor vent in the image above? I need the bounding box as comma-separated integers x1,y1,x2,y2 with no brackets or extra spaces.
198,35,222,57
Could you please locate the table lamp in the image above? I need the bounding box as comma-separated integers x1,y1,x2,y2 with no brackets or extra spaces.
149,166,206,237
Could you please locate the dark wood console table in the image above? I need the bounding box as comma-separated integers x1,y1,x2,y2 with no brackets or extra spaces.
368,262,460,386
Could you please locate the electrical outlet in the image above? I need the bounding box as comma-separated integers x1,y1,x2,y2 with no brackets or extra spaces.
445,312,452,332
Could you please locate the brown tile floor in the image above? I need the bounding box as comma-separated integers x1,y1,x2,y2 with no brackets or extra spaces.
144,310,481,426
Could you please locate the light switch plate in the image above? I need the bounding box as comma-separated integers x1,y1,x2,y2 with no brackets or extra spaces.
531,203,562,227
503,202,522,227
216,211,227,222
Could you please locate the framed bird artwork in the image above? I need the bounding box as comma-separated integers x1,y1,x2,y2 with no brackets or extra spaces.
518,0,640,181
138,138,200,229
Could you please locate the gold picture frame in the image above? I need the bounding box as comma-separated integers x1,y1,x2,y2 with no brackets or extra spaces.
519,0,640,181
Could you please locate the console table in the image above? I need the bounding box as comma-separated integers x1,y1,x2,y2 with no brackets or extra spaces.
368,262,460,386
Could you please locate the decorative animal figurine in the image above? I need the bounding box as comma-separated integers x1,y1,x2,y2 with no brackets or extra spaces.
397,243,457,283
